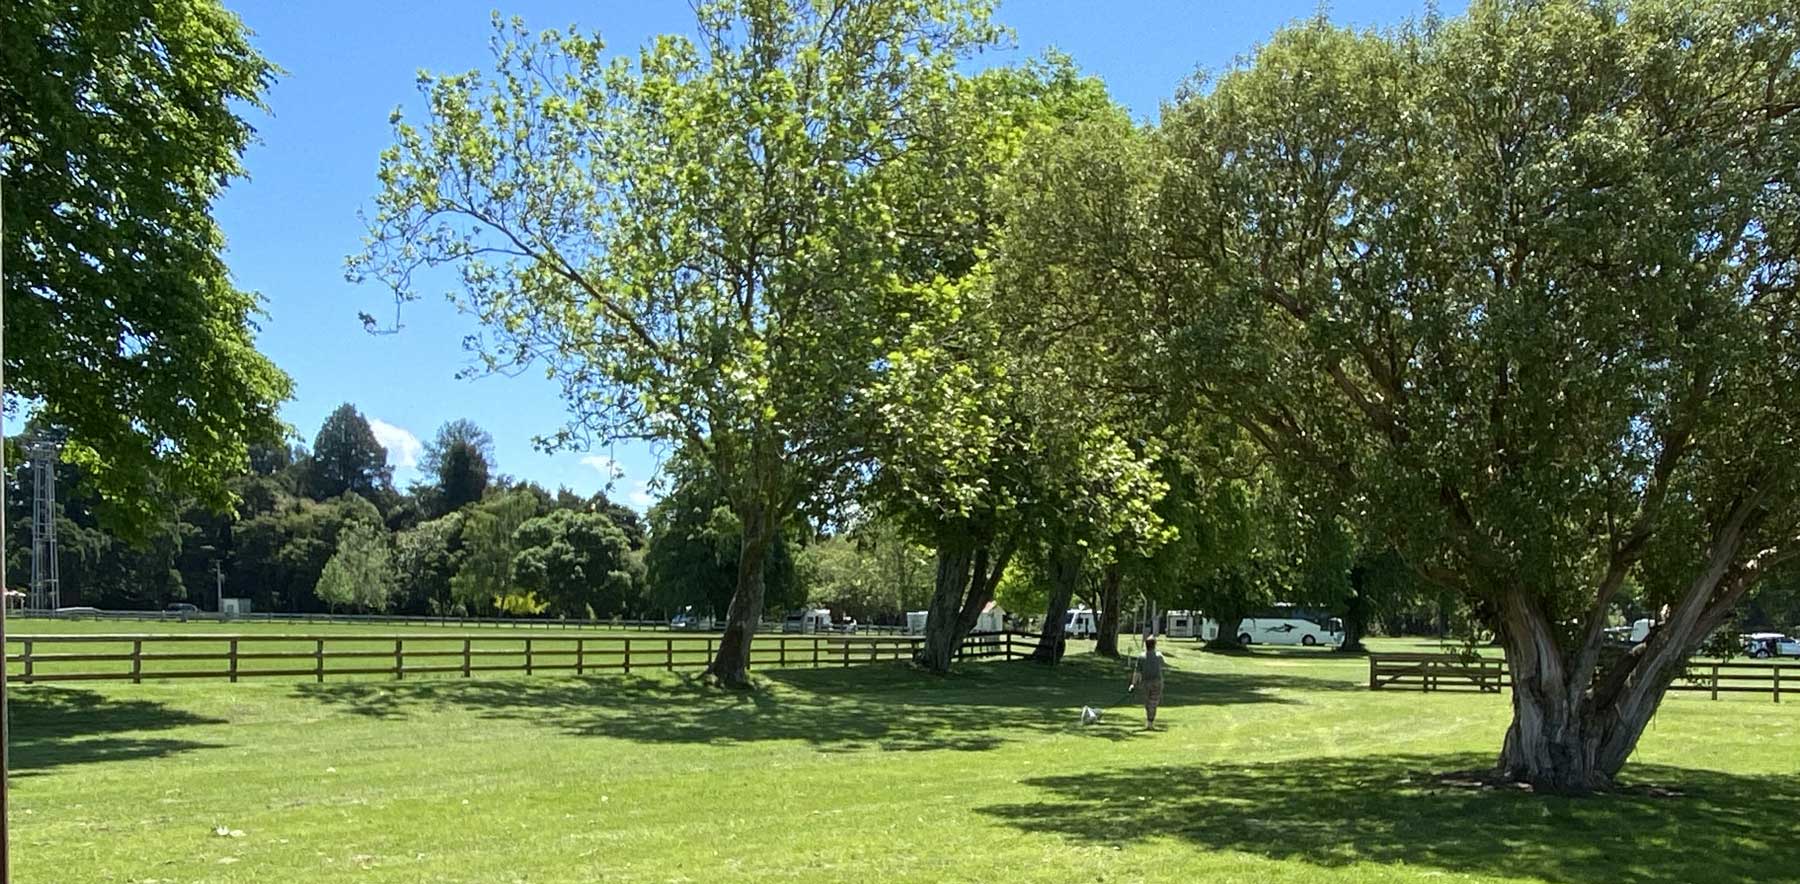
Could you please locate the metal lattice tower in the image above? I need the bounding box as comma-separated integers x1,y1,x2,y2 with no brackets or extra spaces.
26,436,63,612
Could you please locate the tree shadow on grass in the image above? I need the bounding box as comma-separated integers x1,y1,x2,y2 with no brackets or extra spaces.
978,752,1800,884
8,688,225,775
290,657,1354,753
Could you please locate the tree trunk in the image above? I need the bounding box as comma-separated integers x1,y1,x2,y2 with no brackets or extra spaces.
1094,563,1123,658
917,540,1014,674
1337,572,1369,654
703,507,772,688
1030,544,1085,663
1205,599,1252,651
917,543,974,673
1493,589,1686,794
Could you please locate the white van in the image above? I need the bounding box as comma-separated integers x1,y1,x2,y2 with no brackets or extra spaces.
1064,608,1098,638
1202,612,1343,647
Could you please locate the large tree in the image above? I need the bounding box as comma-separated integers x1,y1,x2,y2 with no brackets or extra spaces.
305,404,393,502
1145,1,1800,792
0,0,292,533
512,508,642,618
314,522,397,613
354,0,1005,686
420,419,494,515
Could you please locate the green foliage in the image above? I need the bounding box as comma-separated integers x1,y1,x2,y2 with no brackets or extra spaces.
796,522,935,621
450,491,539,614
0,0,292,535
392,514,466,615
420,420,494,516
644,464,802,618
305,404,393,503
1152,0,1800,634
512,509,643,618
314,522,397,613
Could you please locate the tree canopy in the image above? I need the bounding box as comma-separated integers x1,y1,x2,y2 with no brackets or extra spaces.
0,0,293,533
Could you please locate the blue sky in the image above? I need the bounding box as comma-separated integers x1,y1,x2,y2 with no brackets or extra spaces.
216,0,1452,509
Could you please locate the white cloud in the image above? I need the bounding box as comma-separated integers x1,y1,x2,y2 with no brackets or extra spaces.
628,481,656,509
368,418,423,470
579,454,625,481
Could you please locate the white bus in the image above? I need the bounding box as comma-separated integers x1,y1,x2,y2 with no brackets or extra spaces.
1201,606,1343,647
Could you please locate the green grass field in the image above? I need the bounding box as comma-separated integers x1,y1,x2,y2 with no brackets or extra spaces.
9,635,1798,883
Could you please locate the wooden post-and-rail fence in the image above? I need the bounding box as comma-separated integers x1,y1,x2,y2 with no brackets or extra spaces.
3,631,1037,686
1368,652,1796,704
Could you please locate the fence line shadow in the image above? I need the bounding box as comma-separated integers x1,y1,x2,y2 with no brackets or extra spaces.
289,657,1355,753
977,752,1800,884
8,687,226,775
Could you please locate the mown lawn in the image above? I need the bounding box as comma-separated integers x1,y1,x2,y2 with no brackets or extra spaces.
9,638,1798,883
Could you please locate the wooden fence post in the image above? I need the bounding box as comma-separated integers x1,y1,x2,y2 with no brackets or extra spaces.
21,640,32,684
315,639,325,682
394,638,405,680
525,639,534,676
665,637,674,671
132,639,143,684
576,638,586,676
1774,666,1781,704
1711,663,1720,701
779,638,787,667
229,640,239,683
1368,657,1378,691
812,637,820,669
624,638,632,674
462,639,471,678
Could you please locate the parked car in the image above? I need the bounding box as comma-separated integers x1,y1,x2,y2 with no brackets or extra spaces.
53,606,101,619
1743,633,1800,659
165,603,200,616
669,607,712,631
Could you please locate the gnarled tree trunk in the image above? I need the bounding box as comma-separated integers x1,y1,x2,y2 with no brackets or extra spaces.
1493,515,1756,794
916,540,1013,673
1030,544,1085,663
704,507,772,688
1094,563,1123,658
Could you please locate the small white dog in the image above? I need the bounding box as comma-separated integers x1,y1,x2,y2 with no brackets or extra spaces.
1079,705,1102,725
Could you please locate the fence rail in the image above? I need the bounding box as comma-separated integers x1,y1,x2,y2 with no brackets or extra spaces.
4,630,1034,685
12,608,913,635
1369,653,1795,703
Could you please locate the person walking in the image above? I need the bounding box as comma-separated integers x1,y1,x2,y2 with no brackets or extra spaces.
1128,636,1165,729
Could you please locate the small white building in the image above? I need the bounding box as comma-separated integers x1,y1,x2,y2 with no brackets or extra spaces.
975,601,1007,634
906,610,929,635
221,597,253,617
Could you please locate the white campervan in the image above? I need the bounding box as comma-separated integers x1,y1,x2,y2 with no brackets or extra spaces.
782,608,833,634
1201,607,1343,647
1166,611,1198,638
1064,608,1098,639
